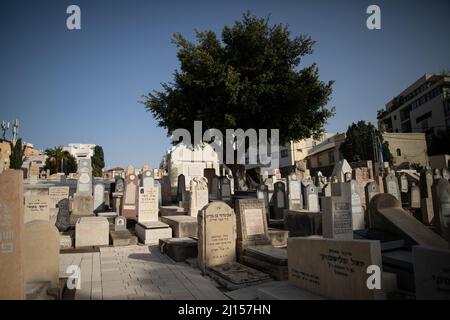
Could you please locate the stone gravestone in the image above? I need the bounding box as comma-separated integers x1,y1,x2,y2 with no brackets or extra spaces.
432,178,450,242
400,174,408,193
75,216,109,248
349,180,364,230
384,172,401,201
154,179,162,207
121,173,139,219
256,184,270,218
203,168,216,195
365,181,380,209
209,176,220,201
24,195,50,223
112,177,124,214
161,175,172,205
442,168,450,180
138,186,158,223
176,174,186,204
189,177,208,217
72,159,94,219
114,216,127,231
419,169,434,224
48,186,69,224
331,159,352,183
24,220,60,288
322,196,353,240
93,183,105,213
55,198,70,232
412,245,450,300
235,199,270,255
288,237,384,300
272,182,286,219
48,186,70,210
410,182,421,209
141,170,154,189
198,201,236,273
219,176,232,205
28,163,39,184
369,193,448,249
305,184,319,212
287,174,303,211
0,170,25,299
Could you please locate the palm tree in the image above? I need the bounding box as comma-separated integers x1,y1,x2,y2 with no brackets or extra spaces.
44,147,77,174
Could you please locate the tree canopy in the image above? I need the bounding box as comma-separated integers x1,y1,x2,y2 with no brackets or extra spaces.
340,121,392,163
142,12,334,148
9,138,25,169
92,145,105,177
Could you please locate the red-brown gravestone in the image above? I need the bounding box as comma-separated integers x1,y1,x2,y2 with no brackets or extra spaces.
0,170,25,299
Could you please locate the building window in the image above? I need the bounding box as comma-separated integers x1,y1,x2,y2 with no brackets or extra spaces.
396,148,401,156
393,115,397,121
328,151,335,164
416,111,432,124
280,149,289,158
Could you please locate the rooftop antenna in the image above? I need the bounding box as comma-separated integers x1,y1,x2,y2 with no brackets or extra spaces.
1,121,10,140
12,119,19,142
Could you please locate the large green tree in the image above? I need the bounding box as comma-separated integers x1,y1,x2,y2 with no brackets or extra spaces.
340,121,392,163
9,138,25,169
142,12,334,185
44,146,78,175
92,145,105,177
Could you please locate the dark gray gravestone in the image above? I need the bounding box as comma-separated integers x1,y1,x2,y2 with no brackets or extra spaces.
55,198,70,232
272,182,286,219
220,176,232,204
176,174,186,203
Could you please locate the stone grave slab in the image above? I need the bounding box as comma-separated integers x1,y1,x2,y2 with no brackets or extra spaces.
207,262,272,291
284,210,322,237
24,195,50,223
288,237,385,300
109,230,138,247
267,228,289,247
159,237,198,262
135,221,172,245
75,216,109,248
412,245,450,300
369,193,448,249
24,220,60,288
160,215,198,238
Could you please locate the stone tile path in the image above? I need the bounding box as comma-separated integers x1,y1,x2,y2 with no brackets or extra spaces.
60,245,229,300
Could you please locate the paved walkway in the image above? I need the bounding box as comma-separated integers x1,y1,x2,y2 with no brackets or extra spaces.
60,245,229,300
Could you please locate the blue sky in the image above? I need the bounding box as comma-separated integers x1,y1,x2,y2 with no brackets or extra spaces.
1,0,449,169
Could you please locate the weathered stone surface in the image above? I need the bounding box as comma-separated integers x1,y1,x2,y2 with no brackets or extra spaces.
109,230,138,247
268,228,289,247
72,194,94,218
432,178,450,241
159,237,198,262
198,201,236,273
93,183,105,212
75,216,109,248
189,177,208,217
369,193,448,249
0,170,25,300
235,199,270,254
160,215,198,238
288,237,384,300
272,182,286,219
114,216,127,231
135,221,172,245
122,173,139,219
55,198,70,231
207,262,271,290
322,196,353,240
24,220,60,287
385,172,401,201
412,245,450,300
24,195,50,223
137,186,158,223
287,174,303,211
48,186,70,209
76,159,93,196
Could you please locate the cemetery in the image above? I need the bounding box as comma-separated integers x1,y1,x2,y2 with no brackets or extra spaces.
1,149,449,301
1,1,449,307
